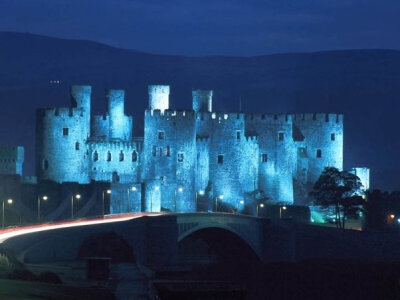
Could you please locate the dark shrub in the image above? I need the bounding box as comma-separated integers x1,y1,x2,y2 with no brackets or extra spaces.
8,269,36,281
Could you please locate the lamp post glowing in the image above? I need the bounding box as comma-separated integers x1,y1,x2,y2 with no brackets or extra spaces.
71,194,81,219
237,200,245,212
37,195,48,222
2,198,13,228
151,186,159,212
279,205,287,219
102,189,111,216
215,195,223,212
195,190,204,212
174,186,183,212
127,186,137,212
257,203,264,217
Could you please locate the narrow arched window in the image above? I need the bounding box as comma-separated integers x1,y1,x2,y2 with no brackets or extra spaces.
119,150,124,162
93,151,98,162
316,149,322,158
107,151,112,161
75,142,80,150
42,159,48,170
132,150,138,162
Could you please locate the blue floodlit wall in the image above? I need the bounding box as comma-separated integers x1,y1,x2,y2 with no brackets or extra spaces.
88,141,140,183
0,146,24,175
245,114,295,204
141,108,197,212
293,114,343,184
36,84,345,212
350,167,370,191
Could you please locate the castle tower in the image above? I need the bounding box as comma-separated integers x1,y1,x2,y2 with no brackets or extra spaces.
107,89,132,140
36,85,91,183
192,89,213,112
148,85,169,111
71,85,91,115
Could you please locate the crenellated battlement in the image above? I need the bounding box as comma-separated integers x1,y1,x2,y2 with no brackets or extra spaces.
93,114,109,122
145,109,196,120
197,112,245,122
38,107,87,118
245,113,292,122
293,113,343,123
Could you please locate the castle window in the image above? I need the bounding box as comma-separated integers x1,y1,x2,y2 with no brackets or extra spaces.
236,130,241,140
331,133,335,141
42,159,48,171
165,146,170,157
62,128,69,136
158,131,165,140
316,149,322,158
132,150,138,162
177,153,184,162
218,155,223,164
107,151,112,161
93,151,99,161
261,153,268,163
75,142,80,150
152,146,157,157
119,151,124,162
279,132,284,141
325,114,329,122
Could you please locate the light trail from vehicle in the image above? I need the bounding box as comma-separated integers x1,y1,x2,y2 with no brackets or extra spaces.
0,213,162,244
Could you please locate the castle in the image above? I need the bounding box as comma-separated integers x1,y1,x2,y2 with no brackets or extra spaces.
35,85,344,213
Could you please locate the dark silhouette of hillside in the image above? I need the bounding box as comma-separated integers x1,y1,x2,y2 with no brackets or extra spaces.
0,32,399,190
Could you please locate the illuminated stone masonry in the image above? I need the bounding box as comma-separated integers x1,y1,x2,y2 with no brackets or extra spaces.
36,85,346,212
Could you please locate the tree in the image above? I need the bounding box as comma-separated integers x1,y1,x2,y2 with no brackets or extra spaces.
310,167,364,229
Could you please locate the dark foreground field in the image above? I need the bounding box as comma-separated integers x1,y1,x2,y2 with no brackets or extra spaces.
156,260,400,300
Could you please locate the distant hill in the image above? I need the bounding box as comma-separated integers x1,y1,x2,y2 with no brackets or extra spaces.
0,32,399,190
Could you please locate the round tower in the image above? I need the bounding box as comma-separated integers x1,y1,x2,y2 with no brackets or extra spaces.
192,89,213,112
36,85,92,184
148,85,169,111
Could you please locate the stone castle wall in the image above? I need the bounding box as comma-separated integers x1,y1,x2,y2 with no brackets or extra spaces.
35,84,345,211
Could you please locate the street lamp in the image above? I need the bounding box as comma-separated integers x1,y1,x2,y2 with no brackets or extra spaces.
215,195,223,212
174,186,183,212
102,189,111,216
279,205,287,219
195,190,204,212
2,198,13,228
237,200,245,212
127,186,138,212
257,203,264,217
150,186,159,212
71,194,81,219
37,195,48,222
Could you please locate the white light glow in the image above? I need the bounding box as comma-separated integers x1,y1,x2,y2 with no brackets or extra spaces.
0,213,162,244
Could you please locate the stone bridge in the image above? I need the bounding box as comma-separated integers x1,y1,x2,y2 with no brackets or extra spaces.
3,213,400,267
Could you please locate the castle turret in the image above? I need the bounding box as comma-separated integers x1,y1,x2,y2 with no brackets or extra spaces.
71,85,91,115
107,89,132,140
192,89,213,112
148,85,169,111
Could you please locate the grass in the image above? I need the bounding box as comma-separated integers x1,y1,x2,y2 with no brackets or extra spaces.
0,278,115,300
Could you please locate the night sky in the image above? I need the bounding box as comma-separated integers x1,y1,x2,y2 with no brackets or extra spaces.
0,0,400,56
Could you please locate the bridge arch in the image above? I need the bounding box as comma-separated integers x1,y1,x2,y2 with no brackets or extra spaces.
177,224,263,265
